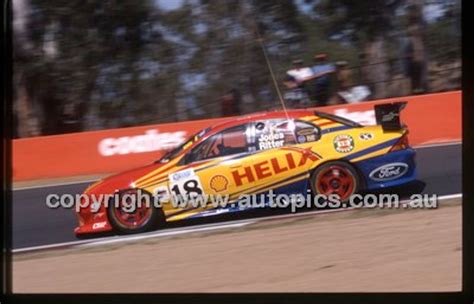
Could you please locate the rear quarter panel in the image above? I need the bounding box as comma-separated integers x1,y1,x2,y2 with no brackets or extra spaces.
305,125,405,169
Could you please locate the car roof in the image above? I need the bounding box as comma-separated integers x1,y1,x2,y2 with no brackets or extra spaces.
207,108,316,135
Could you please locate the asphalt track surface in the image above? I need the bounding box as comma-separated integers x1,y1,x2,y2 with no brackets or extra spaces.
12,144,462,249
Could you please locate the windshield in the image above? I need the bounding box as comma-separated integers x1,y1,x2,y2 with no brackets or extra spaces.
156,127,211,163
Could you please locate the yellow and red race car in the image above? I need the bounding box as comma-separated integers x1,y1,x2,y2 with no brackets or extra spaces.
75,102,416,236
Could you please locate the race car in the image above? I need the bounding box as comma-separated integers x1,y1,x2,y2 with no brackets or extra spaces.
75,102,416,236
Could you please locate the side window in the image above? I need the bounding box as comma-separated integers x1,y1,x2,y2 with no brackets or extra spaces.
252,119,297,151
185,124,249,163
294,121,321,143
248,119,321,151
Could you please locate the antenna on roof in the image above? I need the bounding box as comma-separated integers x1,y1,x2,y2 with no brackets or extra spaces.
249,2,297,142
250,5,289,118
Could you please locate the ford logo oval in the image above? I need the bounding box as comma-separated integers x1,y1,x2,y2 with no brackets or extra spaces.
369,163,409,181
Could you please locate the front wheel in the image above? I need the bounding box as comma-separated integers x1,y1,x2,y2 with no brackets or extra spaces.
107,189,165,234
310,161,361,202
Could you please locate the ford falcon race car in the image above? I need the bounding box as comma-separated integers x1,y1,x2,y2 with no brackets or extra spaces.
75,102,416,236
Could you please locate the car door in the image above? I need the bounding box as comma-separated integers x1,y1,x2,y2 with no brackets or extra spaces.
234,119,321,198
165,123,254,218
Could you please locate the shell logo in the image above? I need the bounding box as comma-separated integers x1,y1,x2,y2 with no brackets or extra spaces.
210,175,229,192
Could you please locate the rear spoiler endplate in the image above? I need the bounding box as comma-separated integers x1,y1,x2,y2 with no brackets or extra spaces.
374,101,407,132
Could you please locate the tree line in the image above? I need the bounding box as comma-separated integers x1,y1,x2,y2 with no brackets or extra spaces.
13,0,460,138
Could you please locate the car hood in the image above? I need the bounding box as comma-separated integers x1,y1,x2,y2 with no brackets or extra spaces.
84,162,165,195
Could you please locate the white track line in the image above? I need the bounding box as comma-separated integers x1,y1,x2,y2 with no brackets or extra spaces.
415,141,462,149
13,239,99,253
12,221,256,254
12,193,462,254
13,142,462,191
433,193,462,200
78,221,254,249
13,179,99,191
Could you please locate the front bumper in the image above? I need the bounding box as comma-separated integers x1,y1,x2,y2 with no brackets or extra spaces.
74,206,113,236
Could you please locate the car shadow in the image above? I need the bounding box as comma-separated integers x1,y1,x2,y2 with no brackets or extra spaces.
360,180,427,198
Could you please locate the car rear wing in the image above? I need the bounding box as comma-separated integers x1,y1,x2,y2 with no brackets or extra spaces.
374,101,407,132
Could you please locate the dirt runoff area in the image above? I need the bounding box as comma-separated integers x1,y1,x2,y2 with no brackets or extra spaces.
13,200,461,293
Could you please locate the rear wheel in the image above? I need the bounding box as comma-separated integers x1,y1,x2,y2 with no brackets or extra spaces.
311,161,361,202
107,189,165,234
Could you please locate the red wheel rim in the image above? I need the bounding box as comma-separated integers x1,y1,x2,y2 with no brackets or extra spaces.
113,191,152,229
315,165,356,201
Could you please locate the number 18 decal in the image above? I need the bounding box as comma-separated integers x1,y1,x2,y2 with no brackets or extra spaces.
169,169,204,200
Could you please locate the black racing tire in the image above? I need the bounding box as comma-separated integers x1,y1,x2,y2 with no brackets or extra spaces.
310,161,362,203
107,189,165,234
